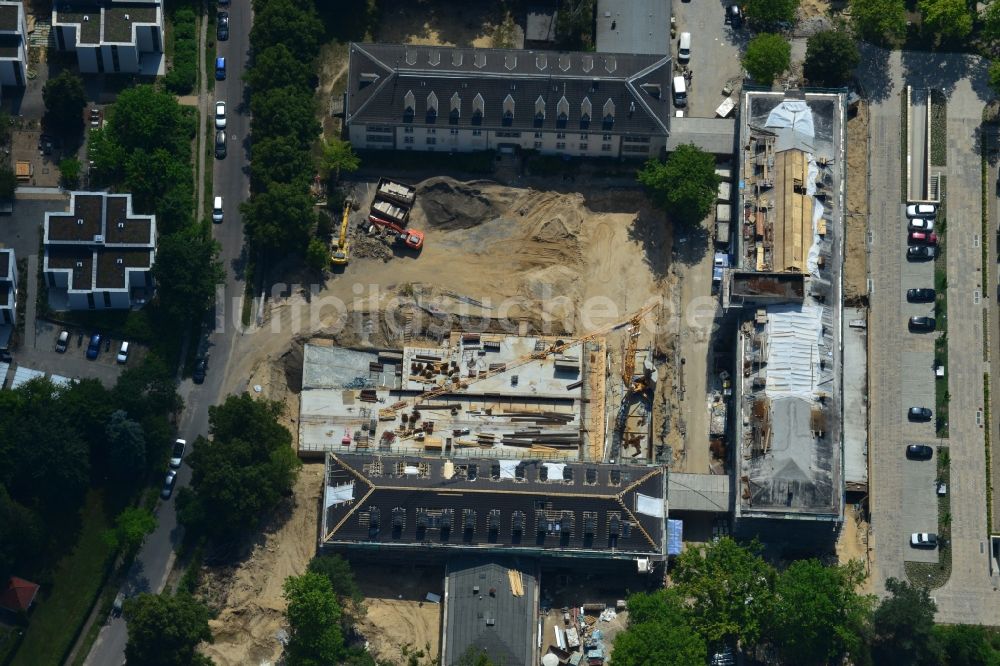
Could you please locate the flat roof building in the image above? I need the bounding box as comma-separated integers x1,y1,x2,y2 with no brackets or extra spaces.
53,0,163,75
595,0,670,56
0,2,27,93
43,192,156,311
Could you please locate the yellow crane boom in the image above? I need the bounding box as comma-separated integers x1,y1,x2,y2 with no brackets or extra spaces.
331,200,351,266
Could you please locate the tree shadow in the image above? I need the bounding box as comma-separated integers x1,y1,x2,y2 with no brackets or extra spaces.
670,221,711,266
856,43,894,104
900,49,990,103
622,207,671,279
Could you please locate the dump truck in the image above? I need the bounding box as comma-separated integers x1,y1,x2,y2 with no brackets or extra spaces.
370,197,410,225
331,200,351,266
375,177,417,207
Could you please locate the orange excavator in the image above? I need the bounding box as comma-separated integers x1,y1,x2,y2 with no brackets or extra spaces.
367,213,425,251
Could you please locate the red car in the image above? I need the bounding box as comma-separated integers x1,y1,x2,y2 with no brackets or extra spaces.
909,231,937,245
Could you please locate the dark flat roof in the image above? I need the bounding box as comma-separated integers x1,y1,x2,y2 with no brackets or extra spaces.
47,247,94,290
0,4,19,33
104,196,153,244
444,558,537,666
95,249,151,288
322,454,665,557
56,6,103,45
0,249,11,280
0,34,21,58
48,194,104,242
103,5,157,43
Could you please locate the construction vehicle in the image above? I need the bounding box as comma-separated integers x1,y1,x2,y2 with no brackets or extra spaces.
368,213,425,251
375,177,417,207
331,200,351,266
378,303,658,420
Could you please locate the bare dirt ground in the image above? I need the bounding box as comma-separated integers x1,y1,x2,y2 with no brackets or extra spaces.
837,506,874,595
376,0,506,48
352,563,444,663
197,464,325,666
845,104,870,303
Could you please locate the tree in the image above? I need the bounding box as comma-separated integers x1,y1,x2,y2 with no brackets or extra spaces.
87,126,128,185
250,135,313,190
308,554,362,605
319,137,360,182
250,86,320,148
112,355,182,420
125,147,192,218
554,0,596,49
989,61,1000,97
58,158,81,189
671,537,775,649
250,0,325,62
803,30,861,87
609,590,707,666
769,559,874,664
124,592,213,666
306,238,329,272
240,181,315,255
106,409,147,484
153,225,224,322
0,486,43,582
246,43,312,92
871,578,942,665
744,0,799,27
743,33,791,86
283,573,346,666
850,0,907,44
637,144,720,227
454,647,498,666
42,71,86,135
934,624,1000,665
107,85,194,156
983,2,1000,47
919,0,972,42
103,506,156,557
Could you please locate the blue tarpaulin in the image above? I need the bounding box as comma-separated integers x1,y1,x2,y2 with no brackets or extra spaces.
667,519,683,555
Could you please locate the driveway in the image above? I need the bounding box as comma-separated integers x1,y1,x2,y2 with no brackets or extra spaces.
671,0,746,118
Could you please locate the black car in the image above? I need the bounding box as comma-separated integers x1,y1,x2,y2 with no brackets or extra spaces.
909,315,936,332
908,406,933,421
215,130,227,159
217,12,229,40
193,358,207,384
906,288,935,303
725,5,743,27
906,444,933,460
907,245,935,261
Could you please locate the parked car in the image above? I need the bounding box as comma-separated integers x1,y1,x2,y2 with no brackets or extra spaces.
212,196,224,223
908,231,937,245
86,333,102,359
193,358,207,384
907,245,936,261
215,56,226,80
678,32,691,64
160,470,178,500
116,341,130,364
909,218,934,232
215,101,226,129
725,4,743,27
55,330,69,353
910,532,938,548
169,438,187,469
112,592,125,617
908,407,933,421
906,203,937,218
909,316,936,332
906,288,935,303
215,130,227,159
906,444,934,460
217,11,229,40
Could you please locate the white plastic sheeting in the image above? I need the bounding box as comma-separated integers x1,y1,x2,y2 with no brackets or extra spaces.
764,303,823,399
542,462,566,480
635,493,664,517
499,460,520,479
324,483,354,510
49,374,74,388
10,366,44,389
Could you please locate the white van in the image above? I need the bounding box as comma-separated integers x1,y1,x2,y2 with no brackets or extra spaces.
212,196,223,223
672,75,688,108
678,32,691,63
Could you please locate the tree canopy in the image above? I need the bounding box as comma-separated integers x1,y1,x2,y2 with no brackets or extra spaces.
103,506,157,557
983,2,1000,47
42,71,86,136
250,0,325,62
744,0,800,27
743,33,791,85
555,0,596,49
106,409,147,484
124,592,213,666
803,30,861,87
283,572,347,666
637,144,720,227
871,578,941,665
609,590,707,666
919,0,973,43
153,224,224,322
850,0,907,44
308,553,362,605
320,137,360,182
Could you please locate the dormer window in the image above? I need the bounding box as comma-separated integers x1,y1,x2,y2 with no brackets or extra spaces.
449,92,461,125
505,54,517,70
428,51,441,66
452,52,463,67
603,99,615,130
502,94,514,127
580,97,592,130
403,90,415,123
474,53,486,68
556,96,569,129
405,50,417,66
534,96,545,128
582,55,594,73
426,91,438,124
472,93,484,126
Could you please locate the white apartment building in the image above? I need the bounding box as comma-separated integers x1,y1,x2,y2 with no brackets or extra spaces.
53,0,162,74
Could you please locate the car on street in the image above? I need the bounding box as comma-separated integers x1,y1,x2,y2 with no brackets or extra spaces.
725,4,743,27
193,358,207,384
906,288,935,303
909,316,936,332
217,11,229,40
910,532,938,548
908,231,937,245
86,333,102,359
215,56,226,80
215,101,226,129
906,444,934,460
212,196,224,223
169,438,187,469
678,32,691,64
116,341,130,364
160,469,178,500
908,406,933,421
55,330,69,353
907,245,936,261
908,218,934,232
906,203,937,218
215,130,227,159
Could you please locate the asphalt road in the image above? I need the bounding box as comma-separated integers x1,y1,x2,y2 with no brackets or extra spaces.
83,5,251,663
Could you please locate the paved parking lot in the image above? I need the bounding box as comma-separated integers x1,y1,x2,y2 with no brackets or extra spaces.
902,449,941,564
1,194,67,261
900,350,935,422
672,0,746,117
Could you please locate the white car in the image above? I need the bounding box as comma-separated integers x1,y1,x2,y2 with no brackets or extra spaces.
906,203,937,218
215,101,226,129
910,532,938,548
908,218,933,232
212,196,224,223
116,341,130,364
169,438,187,469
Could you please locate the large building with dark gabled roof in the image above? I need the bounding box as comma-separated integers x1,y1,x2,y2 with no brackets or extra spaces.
321,453,666,561
345,43,672,159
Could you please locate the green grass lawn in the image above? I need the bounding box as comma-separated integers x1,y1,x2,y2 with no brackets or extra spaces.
11,491,115,666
